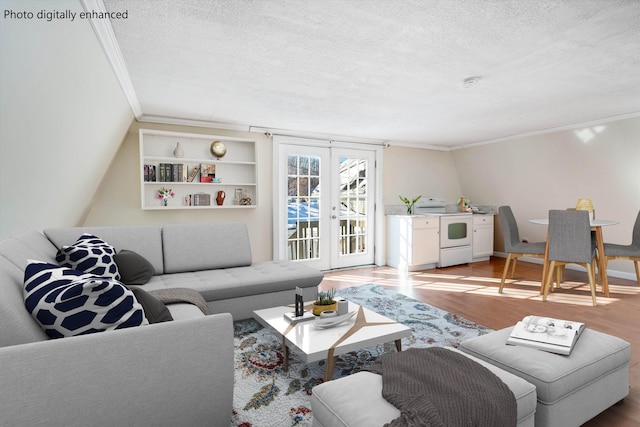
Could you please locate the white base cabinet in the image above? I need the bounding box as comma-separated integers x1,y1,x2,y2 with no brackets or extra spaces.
472,214,494,261
387,215,439,272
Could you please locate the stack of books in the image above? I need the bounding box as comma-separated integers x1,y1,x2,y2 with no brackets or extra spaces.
283,310,315,324
506,315,585,355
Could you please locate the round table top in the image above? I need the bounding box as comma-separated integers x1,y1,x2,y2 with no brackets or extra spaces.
530,218,619,226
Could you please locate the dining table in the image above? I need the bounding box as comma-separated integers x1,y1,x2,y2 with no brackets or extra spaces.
530,218,619,297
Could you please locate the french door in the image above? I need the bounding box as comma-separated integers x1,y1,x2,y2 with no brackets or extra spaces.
275,138,378,270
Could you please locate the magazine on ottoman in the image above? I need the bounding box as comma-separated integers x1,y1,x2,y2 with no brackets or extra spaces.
507,315,586,355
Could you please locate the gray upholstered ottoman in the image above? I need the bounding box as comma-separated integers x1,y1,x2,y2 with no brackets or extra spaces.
459,327,631,427
311,347,537,427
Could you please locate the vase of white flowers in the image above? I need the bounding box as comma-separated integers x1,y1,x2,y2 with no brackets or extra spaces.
157,187,175,207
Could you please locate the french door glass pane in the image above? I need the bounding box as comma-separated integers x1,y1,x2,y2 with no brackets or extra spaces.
338,157,368,255
287,154,320,261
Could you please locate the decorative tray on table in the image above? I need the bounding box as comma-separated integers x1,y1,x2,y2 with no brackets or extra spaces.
313,311,357,329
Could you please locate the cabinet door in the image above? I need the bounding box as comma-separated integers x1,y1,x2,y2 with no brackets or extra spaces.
473,226,493,257
412,219,440,265
473,215,494,258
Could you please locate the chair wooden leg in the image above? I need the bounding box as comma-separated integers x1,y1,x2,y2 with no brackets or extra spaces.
552,266,562,292
540,256,548,295
558,265,566,288
510,257,518,278
635,260,640,284
499,254,513,293
542,261,556,301
586,262,598,306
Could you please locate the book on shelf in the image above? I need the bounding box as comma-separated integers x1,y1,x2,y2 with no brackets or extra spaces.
283,310,315,324
159,163,174,182
506,315,585,355
158,163,166,182
154,163,191,182
200,163,215,183
148,165,156,182
172,164,179,182
187,166,199,182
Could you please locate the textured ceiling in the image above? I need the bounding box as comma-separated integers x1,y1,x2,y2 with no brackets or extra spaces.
102,0,640,149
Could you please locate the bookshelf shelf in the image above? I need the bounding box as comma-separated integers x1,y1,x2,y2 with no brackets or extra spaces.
139,129,257,210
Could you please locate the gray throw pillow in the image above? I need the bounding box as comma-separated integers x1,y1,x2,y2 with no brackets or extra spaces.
114,250,155,285
130,287,173,323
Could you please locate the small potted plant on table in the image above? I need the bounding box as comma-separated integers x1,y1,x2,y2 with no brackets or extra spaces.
312,288,337,315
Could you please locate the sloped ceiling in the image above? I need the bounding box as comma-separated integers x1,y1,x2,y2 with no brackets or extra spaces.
99,0,640,149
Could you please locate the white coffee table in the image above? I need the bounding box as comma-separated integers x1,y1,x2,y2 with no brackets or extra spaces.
253,301,412,381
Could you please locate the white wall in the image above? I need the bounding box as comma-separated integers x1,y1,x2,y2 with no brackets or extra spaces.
451,116,640,278
0,0,133,239
382,145,462,208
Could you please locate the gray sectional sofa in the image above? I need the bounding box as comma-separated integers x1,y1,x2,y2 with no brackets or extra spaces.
43,222,322,320
0,221,323,426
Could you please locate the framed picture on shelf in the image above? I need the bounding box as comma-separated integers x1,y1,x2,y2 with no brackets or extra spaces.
200,163,215,182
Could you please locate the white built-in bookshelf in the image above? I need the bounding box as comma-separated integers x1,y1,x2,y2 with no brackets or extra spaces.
139,129,257,210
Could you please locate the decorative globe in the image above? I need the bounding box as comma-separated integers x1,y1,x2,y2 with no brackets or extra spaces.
210,141,227,158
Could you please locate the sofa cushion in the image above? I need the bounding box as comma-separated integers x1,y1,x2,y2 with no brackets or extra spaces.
130,287,172,323
0,256,49,345
23,261,148,339
162,222,252,273
44,225,165,275
141,260,323,301
0,230,59,268
55,233,120,280
0,231,61,346
115,250,155,285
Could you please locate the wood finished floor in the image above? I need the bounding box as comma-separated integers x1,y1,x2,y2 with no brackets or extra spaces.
320,257,640,427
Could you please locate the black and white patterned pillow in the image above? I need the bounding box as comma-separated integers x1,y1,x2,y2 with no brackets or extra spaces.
23,260,148,339
56,233,120,280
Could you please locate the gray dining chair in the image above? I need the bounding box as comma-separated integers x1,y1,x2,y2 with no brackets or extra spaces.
563,207,599,283
498,206,546,293
604,210,640,284
542,209,599,306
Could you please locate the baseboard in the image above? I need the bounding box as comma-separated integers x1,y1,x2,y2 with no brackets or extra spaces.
492,252,638,282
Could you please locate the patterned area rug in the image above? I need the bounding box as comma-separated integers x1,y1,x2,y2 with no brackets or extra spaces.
231,284,491,427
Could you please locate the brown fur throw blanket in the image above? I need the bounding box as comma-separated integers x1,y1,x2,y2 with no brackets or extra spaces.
366,347,517,427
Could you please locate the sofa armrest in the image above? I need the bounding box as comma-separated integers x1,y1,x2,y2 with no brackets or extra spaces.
0,314,234,427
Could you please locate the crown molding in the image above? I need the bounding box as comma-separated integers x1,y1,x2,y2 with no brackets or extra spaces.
450,111,640,151
249,126,391,147
81,0,142,118
138,115,251,132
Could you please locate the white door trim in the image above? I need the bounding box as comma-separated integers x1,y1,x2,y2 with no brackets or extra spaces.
272,136,385,269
